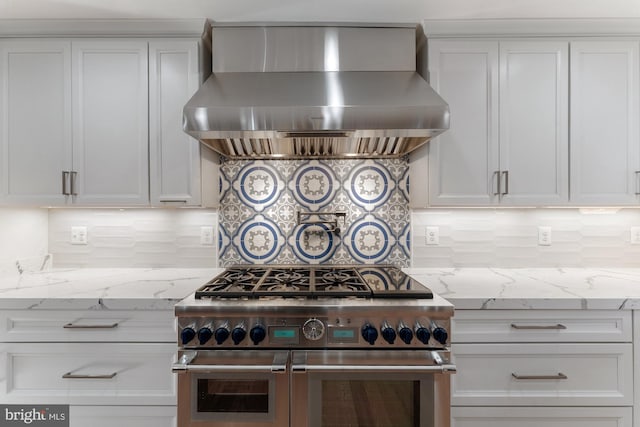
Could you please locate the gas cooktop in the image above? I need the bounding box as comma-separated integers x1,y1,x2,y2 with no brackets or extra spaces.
194,265,434,300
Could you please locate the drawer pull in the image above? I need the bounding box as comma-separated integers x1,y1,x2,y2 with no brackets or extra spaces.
510,323,567,330
64,322,119,329
512,372,568,380
62,372,117,379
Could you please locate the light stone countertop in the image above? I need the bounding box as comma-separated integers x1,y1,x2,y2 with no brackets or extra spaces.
404,267,640,310
2,267,640,311
0,268,222,310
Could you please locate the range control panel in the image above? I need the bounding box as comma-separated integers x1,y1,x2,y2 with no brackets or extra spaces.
177,316,450,349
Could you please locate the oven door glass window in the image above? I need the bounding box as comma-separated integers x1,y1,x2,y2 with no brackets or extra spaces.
192,374,277,423
197,379,270,413
308,373,429,427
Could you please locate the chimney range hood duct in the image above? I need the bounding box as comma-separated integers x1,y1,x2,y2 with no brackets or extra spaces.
183,22,450,159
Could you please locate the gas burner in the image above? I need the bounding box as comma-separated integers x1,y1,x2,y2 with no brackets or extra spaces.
267,283,301,292
274,272,304,284
225,271,260,283
322,283,361,292
319,271,351,284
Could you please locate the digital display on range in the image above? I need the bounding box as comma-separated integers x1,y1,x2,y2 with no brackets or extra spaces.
273,329,296,338
328,327,358,343
332,329,355,338
269,326,300,344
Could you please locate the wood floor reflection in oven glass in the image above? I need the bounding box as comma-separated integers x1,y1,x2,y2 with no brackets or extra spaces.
321,380,419,427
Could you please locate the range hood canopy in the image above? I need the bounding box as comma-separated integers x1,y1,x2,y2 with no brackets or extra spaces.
183,22,450,159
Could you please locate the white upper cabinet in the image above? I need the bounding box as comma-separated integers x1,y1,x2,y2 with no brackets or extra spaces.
0,37,205,207
72,40,149,205
149,40,201,206
570,41,640,205
427,40,499,206
426,40,569,206
0,40,72,205
498,41,569,206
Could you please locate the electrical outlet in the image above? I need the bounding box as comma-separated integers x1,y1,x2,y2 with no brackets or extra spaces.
200,226,214,245
538,226,552,246
631,227,640,244
71,226,88,245
425,226,439,245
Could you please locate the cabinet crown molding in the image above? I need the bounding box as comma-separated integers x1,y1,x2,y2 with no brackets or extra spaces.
423,18,640,38
0,19,207,38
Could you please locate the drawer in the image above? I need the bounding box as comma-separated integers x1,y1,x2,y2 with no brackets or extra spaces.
70,406,176,427
452,406,631,427
453,310,631,343
451,343,632,406
0,310,175,342
0,342,176,405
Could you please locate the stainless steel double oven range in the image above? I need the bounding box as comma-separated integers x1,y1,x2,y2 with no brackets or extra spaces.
173,265,455,427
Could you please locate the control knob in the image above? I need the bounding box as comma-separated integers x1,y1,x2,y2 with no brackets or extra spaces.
250,324,267,345
398,322,413,345
381,321,396,344
231,323,247,345
180,326,196,345
431,322,449,345
197,325,213,345
214,323,230,345
415,321,431,345
361,323,378,345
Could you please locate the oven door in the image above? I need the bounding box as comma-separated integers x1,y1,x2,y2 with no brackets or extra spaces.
173,350,289,427
290,350,455,427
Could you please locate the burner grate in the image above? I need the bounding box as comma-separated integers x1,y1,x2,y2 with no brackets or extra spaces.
193,266,433,300
195,267,268,299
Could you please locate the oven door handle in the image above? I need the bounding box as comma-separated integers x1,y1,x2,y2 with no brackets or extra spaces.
172,351,289,374
291,351,456,374
292,364,456,374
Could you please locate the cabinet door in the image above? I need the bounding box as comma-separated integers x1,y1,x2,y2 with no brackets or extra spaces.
453,407,631,427
0,342,176,405
0,40,72,205
570,41,640,205
427,40,499,206
499,41,569,205
149,40,201,206
452,343,632,407
71,40,149,205
70,406,176,427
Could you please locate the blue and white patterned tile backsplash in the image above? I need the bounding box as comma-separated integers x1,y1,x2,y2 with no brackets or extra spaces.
219,158,410,267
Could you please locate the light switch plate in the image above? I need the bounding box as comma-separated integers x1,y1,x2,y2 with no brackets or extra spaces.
71,226,88,245
538,226,552,246
200,226,215,245
425,226,439,245
631,227,640,244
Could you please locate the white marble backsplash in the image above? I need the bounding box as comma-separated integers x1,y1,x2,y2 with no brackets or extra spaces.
413,208,640,268
48,209,219,268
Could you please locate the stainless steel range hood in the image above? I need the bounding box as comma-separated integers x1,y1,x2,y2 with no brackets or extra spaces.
183,22,449,159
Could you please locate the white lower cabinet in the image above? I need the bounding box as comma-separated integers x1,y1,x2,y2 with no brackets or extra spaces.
70,406,176,427
452,310,633,425
452,407,632,427
0,309,177,426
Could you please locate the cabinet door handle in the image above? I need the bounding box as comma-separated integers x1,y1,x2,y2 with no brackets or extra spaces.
64,322,119,329
512,372,567,380
62,372,117,379
70,171,78,196
158,199,188,203
510,323,567,330
635,171,640,195
62,171,70,195
501,170,509,195
493,171,501,196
